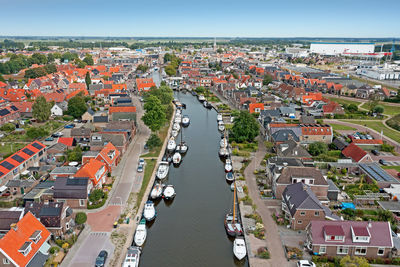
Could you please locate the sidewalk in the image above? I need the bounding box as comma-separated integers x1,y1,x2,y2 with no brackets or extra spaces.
243,135,288,266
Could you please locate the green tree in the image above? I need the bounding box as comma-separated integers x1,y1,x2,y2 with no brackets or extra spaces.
67,95,87,118
308,142,328,156
0,74,5,82
340,255,370,267
136,64,149,73
75,212,87,225
146,133,162,149
66,146,82,162
0,123,15,132
85,72,91,89
32,96,52,122
83,54,94,65
89,189,104,203
367,99,379,113
142,95,166,132
146,85,173,105
373,105,384,115
217,48,223,54
263,74,273,86
347,103,358,113
165,65,176,76
231,111,260,142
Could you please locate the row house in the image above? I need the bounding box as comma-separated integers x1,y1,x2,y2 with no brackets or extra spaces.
0,105,20,126
74,158,107,188
82,142,120,173
300,124,333,144
54,177,91,209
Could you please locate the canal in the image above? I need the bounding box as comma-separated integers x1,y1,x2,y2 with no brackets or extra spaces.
140,92,248,267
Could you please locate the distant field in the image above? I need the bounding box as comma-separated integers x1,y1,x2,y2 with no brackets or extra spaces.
327,97,362,106
341,120,400,143
329,123,356,131
360,102,400,116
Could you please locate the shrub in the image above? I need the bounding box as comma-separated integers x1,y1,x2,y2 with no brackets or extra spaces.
89,189,104,203
55,239,64,247
146,133,162,149
49,246,59,254
0,123,15,132
75,212,87,225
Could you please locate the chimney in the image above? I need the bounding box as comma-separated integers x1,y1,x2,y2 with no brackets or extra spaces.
368,219,372,228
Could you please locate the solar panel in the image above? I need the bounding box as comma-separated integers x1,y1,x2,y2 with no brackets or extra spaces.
10,106,18,111
0,161,14,170
0,109,10,116
0,171,3,176
66,178,87,186
31,142,43,150
22,148,34,156
11,154,25,163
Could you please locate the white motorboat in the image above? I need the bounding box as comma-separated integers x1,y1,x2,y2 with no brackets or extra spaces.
150,183,163,199
182,115,190,127
226,172,234,182
163,185,176,200
198,94,205,102
220,138,228,148
134,219,147,246
176,109,182,115
172,152,182,166
217,114,223,121
171,130,178,138
173,123,180,132
174,116,182,124
179,142,188,154
218,124,225,132
233,237,247,260
203,100,208,107
167,138,176,152
176,144,181,152
143,201,156,221
219,147,229,158
122,246,141,267
225,158,232,172
156,161,169,179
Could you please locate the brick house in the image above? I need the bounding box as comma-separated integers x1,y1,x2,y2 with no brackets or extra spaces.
53,177,90,209
342,143,373,163
306,220,393,259
74,159,107,188
300,124,333,144
273,167,329,200
282,183,338,230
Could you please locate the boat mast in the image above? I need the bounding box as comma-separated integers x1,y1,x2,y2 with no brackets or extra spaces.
232,180,236,224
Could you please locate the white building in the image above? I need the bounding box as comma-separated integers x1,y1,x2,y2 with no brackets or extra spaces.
51,104,64,116
356,68,400,80
310,42,375,55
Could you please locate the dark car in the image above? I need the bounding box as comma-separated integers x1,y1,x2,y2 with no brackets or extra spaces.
45,137,54,142
371,150,380,156
95,250,108,267
64,124,75,129
137,164,144,173
379,159,388,166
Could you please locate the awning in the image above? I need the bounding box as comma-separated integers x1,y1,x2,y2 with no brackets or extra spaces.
0,186,7,193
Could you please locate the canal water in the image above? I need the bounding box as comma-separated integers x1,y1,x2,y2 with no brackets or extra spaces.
140,92,248,267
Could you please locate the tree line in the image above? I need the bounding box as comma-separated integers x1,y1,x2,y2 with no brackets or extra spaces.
164,53,181,76
24,64,57,78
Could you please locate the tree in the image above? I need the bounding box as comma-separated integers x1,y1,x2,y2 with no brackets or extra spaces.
0,74,5,82
136,64,149,73
0,123,15,132
231,111,260,142
67,95,87,118
146,85,173,105
367,99,379,113
75,212,87,225
142,95,166,132
308,142,328,156
66,146,82,162
85,72,91,89
32,96,52,122
217,48,223,54
83,54,94,65
89,189,104,203
165,65,176,76
347,103,358,113
146,133,162,149
263,74,273,86
340,255,370,267
373,105,384,115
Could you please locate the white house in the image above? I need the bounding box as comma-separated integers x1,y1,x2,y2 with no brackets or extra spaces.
51,104,63,116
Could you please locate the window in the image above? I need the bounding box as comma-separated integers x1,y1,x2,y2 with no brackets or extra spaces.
378,247,385,256
79,199,85,206
297,220,302,224
315,211,320,216
300,211,306,216
355,247,367,255
337,246,349,255
3,258,10,264
319,246,326,254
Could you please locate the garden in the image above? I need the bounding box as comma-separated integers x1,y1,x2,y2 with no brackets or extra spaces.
87,189,108,209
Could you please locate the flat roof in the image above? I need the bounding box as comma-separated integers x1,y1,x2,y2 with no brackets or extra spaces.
311,42,375,45
360,163,399,183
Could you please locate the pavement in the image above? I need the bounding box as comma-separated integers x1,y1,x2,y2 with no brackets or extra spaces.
62,94,151,267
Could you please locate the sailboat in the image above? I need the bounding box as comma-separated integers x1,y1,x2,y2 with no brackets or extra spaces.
143,201,156,221
163,185,176,200
224,182,243,237
219,147,229,158
134,219,147,246
167,138,176,152
233,237,247,260
150,183,163,199
156,161,169,179
177,122,188,154
172,152,182,166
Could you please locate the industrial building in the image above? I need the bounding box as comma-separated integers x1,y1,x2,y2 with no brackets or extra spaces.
356,68,400,80
310,42,375,55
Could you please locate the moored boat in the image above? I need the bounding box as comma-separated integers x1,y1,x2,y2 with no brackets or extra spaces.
233,237,247,260
167,138,176,152
226,172,234,182
225,158,233,172
225,181,243,237
217,113,223,121
172,152,182,166
173,123,181,132
198,94,205,102
218,124,225,132
171,130,178,138
122,246,141,267
182,115,190,127
150,183,163,199
179,142,188,154
219,147,229,158
174,116,182,124
143,201,156,221
220,138,228,148
156,161,169,179
134,219,147,246
163,185,176,200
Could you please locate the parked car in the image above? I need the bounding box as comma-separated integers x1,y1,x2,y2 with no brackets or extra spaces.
137,164,144,173
371,149,380,156
95,250,108,267
366,134,373,140
139,158,145,166
64,124,75,129
45,137,54,141
52,132,63,138
297,260,316,267
379,159,388,166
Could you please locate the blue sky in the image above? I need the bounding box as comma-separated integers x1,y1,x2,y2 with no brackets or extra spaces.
1,0,399,37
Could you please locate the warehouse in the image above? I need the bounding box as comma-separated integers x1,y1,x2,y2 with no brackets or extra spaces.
310,42,375,55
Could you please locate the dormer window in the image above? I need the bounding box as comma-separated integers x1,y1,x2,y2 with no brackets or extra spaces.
19,242,32,256
351,226,370,243
30,230,42,244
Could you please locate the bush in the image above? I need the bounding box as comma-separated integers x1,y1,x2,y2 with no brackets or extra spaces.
75,212,87,225
62,115,74,121
381,142,395,152
146,133,162,149
89,189,104,203
49,246,60,254
0,123,15,132
55,239,64,247
308,142,328,156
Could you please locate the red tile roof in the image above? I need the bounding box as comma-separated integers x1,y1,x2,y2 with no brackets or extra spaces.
352,139,384,145
249,103,264,113
108,106,136,114
74,158,106,186
0,212,51,267
96,142,120,168
342,143,368,162
136,78,156,91
58,137,74,147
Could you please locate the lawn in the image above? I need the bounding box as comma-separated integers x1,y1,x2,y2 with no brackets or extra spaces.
341,120,400,143
329,123,356,131
328,96,362,106
360,102,400,116
382,165,400,172
0,143,27,158
135,159,156,211
141,123,170,158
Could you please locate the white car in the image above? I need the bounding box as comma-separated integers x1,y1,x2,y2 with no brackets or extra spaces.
297,260,316,267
